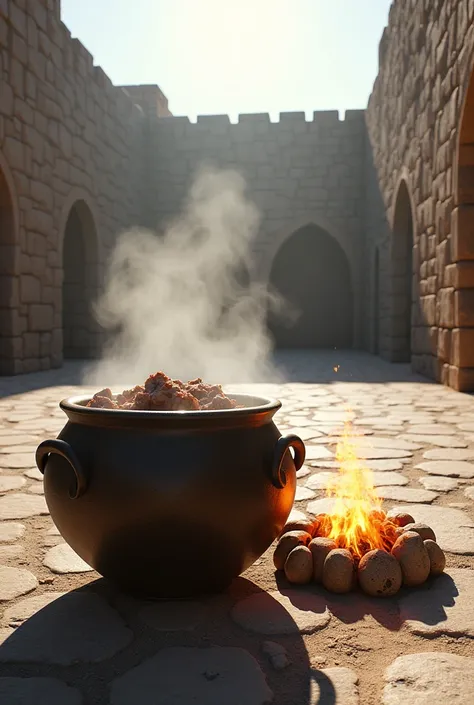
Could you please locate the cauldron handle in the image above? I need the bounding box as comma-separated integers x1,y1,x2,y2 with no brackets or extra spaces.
36,439,87,500
271,434,306,489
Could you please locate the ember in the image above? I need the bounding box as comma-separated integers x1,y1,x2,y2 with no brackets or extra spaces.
274,414,446,597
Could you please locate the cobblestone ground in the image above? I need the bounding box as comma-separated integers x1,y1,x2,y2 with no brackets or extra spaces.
0,351,473,704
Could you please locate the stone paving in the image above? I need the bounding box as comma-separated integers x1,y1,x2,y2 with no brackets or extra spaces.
0,352,473,704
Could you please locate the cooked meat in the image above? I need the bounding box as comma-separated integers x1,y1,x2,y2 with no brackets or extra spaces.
87,372,238,411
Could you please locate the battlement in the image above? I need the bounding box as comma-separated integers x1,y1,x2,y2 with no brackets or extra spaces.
1,0,155,121
157,109,366,128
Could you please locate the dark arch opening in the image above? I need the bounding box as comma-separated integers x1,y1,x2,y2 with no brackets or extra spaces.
268,223,353,349
373,247,380,355
0,166,16,374
391,181,414,362
451,62,474,390
62,201,99,360
457,62,474,206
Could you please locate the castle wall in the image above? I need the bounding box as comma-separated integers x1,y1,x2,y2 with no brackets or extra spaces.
0,0,148,374
366,0,474,390
151,111,367,347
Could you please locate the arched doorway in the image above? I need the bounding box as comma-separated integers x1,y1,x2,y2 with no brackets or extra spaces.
452,61,474,390
268,223,353,349
390,181,414,362
62,200,99,359
0,164,17,375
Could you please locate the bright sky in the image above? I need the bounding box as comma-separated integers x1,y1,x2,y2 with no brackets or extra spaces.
61,0,392,121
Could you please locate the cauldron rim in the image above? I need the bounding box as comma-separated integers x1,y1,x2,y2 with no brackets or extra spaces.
59,393,282,430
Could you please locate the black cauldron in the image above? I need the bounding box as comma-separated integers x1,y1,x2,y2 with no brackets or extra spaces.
35,394,305,598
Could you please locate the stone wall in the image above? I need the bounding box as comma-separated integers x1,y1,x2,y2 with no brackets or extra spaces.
4,0,474,389
151,111,367,346
0,0,148,374
366,0,474,391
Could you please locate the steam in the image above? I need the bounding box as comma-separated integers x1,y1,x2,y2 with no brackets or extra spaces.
83,166,287,387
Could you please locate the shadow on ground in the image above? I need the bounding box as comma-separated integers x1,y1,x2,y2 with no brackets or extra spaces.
0,572,460,704
0,579,316,705
273,571,458,632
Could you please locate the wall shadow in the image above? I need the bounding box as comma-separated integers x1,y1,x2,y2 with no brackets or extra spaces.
0,578,320,705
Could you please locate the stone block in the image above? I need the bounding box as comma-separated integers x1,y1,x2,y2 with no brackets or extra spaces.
51,328,62,356
444,263,456,287
40,331,51,356
25,209,53,236
453,261,474,289
0,335,23,361
451,206,474,260
9,4,26,37
438,287,455,327
25,70,36,100
3,136,24,170
10,58,24,98
0,276,19,307
22,358,41,373
20,274,40,303
23,331,40,357
454,290,474,327
30,180,53,210
28,304,53,332
449,365,474,393
421,294,437,326
438,328,452,362
451,328,474,368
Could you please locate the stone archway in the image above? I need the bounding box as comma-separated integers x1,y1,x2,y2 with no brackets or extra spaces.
390,180,414,362
62,200,99,359
451,60,474,391
0,158,19,375
267,223,353,349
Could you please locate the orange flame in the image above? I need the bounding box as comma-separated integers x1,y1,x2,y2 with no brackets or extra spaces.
317,411,398,560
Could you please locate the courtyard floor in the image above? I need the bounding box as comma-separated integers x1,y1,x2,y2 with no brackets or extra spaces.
0,351,473,704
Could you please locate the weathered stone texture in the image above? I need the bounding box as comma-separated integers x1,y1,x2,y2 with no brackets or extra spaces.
2,0,474,389
366,0,474,390
0,0,151,374
152,110,367,345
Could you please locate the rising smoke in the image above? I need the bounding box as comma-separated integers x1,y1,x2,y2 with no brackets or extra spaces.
83,166,289,387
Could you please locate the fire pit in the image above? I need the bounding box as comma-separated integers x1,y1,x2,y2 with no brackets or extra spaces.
274,419,446,596
35,380,305,599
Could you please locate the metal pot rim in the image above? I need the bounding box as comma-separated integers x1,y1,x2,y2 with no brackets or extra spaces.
59,393,282,429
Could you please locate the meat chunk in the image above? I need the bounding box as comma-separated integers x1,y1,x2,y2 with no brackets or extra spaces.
87,372,238,411
87,392,117,409
201,393,237,410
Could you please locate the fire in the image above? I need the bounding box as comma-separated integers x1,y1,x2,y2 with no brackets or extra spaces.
317,413,399,561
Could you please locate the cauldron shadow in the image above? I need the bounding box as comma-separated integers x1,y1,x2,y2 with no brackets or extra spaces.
0,577,342,705
275,571,459,632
